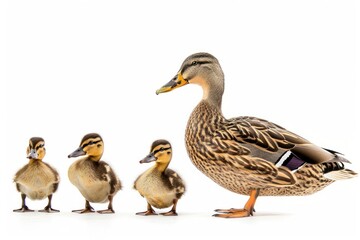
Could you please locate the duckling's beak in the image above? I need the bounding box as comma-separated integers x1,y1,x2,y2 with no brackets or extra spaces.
140,153,157,164
68,147,86,158
156,73,188,95
27,149,38,159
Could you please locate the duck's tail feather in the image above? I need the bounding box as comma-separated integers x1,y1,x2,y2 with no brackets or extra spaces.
322,161,357,180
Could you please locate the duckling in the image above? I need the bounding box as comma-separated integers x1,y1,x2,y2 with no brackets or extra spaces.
68,133,121,214
156,52,357,218
134,139,185,216
13,137,60,213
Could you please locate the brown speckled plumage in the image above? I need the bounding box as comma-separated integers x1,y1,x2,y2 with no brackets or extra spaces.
157,52,357,217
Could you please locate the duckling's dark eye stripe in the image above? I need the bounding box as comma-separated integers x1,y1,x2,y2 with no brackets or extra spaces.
82,140,101,148
181,61,212,74
153,147,171,155
35,144,44,150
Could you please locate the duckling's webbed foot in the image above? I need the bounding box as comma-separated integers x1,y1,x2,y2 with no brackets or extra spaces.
160,199,178,216
72,200,95,214
13,206,34,213
72,207,95,214
13,194,34,213
136,203,157,216
136,210,157,216
97,195,115,214
160,210,178,216
97,208,115,214
39,195,59,213
39,206,60,213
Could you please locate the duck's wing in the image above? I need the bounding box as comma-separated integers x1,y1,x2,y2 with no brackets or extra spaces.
208,116,349,187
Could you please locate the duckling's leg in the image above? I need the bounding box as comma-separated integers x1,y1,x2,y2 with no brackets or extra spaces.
13,193,34,212
160,199,178,216
136,202,157,216
213,189,259,218
39,194,59,213
97,195,115,214
72,200,95,214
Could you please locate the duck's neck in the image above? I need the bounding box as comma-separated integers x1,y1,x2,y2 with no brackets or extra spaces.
200,75,224,110
29,159,42,164
154,162,170,173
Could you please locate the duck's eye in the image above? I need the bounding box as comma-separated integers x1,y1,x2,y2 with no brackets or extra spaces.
160,147,164,151
89,141,94,145
191,61,198,66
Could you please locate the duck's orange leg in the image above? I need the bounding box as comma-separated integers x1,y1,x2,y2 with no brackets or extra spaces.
213,189,259,218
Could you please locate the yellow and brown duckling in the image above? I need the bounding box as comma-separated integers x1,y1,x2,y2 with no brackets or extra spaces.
68,133,121,214
13,137,60,213
134,139,185,216
156,52,357,218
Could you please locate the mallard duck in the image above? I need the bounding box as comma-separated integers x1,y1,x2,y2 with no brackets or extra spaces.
13,137,60,213
156,52,357,218
134,139,185,216
68,133,121,214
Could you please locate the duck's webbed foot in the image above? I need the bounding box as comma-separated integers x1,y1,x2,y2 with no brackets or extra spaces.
72,200,95,214
136,203,157,216
13,206,34,213
213,189,259,218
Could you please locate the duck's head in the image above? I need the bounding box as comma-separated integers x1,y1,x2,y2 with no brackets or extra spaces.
140,139,172,169
68,133,104,161
156,52,224,106
27,137,45,160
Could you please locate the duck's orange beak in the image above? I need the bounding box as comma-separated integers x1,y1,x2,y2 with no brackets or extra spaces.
156,72,188,95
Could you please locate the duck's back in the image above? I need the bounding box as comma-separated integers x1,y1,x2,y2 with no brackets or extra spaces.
14,161,59,200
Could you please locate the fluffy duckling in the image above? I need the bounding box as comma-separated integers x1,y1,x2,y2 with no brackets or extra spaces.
13,137,60,213
156,52,357,218
134,139,185,216
68,133,121,214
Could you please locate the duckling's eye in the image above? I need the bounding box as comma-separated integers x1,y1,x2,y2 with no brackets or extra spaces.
191,61,198,66
160,147,164,151
36,144,44,150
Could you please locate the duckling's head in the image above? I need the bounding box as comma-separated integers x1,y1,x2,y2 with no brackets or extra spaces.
156,52,224,106
68,133,104,161
140,139,172,167
27,137,45,160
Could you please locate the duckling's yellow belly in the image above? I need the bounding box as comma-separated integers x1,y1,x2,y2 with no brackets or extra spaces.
135,171,176,209
15,162,58,200
68,160,110,203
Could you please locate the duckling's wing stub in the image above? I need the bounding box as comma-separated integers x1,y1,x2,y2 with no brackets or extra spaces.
163,169,186,199
91,161,122,193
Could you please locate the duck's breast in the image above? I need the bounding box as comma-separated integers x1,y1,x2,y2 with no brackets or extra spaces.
135,169,176,209
68,159,110,203
15,162,59,200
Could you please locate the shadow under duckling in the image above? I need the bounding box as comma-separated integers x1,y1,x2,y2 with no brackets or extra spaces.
134,139,185,216
13,137,60,213
68,133,121,214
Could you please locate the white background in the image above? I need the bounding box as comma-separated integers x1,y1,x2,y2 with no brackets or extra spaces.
1,0,359,239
